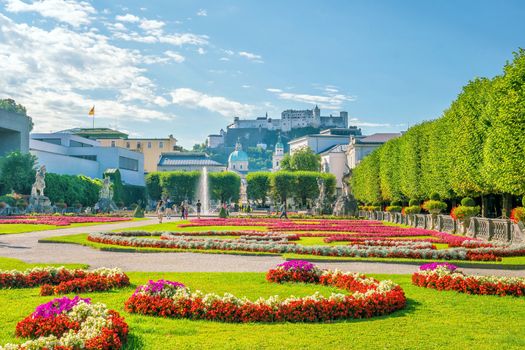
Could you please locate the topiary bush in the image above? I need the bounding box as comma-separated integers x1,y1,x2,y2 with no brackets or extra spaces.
391,200,402,206
404,205,421,215
219,206,228,218
429,192,440,201
461,197,476,207
522,197,525,207
422,200,447,214
385,205,402,213
409,199,420,207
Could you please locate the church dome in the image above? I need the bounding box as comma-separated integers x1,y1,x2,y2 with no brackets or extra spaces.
229,140,249,163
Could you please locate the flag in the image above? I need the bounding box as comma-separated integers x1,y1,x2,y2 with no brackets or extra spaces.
88,106,95,116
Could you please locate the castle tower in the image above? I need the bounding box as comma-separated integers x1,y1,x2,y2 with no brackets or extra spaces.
340,111,348,128
272,134,285,172
313,105,321,127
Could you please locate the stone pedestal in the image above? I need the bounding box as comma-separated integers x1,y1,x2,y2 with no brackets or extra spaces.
95,198,118,213
27,195,53,213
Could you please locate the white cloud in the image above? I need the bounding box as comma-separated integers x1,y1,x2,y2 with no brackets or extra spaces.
242,85,251,89
164,50,185,63
139,19,165,35
348,118,392,127
159,33,208,46
267,86,355,110
115,13,140,23
5,0,96,27
196,9,207,16
170,88,255,117
238,51,263,63
219,57,230,61
0,13,170,131
223,49,234,56
197,47,206,55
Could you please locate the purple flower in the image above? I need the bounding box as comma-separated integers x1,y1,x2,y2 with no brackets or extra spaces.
33,296,91,318
278,260,316,272
135,279,186,295
419,262,457,272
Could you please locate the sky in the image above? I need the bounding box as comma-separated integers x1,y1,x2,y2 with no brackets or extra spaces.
1,0,525,148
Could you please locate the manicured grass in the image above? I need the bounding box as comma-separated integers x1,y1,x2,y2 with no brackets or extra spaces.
0,270,524,349
0,256,87,271
0,219,141,235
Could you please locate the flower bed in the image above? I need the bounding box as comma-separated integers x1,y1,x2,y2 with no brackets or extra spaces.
1,296,128,349
0,267,129,295
89,231,476,260
412,263,525,296
124,262,406,322
0,215,130,226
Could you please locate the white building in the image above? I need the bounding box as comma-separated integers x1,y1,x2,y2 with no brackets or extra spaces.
320,144,348,190
288,129,355,155
272,136,285,172
207,129,225,149
346,133,402,169
157,152,226,172
30,133,145,186
0,108,32,157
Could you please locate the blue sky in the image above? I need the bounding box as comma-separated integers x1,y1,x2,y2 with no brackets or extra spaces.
1,0,524,148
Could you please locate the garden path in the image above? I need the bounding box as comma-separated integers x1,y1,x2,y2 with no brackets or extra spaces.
0,218,524,276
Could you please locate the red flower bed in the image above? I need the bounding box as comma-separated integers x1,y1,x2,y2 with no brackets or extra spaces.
125,263,406,323
40,273,130,296
412,264,525,297
0,267,130,294
0,215,130,226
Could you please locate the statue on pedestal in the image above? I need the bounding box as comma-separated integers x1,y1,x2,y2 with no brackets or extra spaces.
27,165,52,213
333,166,358,217
95,176,118,212
314,177,332,215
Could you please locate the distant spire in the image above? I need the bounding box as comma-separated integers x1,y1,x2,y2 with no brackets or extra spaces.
265,112,268,118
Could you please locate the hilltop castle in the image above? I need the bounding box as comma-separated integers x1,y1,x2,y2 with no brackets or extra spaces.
207,106,348,149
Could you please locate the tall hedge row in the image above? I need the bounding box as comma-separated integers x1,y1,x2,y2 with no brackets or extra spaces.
351,49,525,211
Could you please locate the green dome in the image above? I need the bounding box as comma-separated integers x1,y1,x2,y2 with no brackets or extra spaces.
229,149,249,163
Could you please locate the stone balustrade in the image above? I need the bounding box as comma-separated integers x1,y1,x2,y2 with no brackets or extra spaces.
358,210,525,243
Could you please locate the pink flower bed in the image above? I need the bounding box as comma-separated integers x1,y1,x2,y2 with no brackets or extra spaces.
0,215,130,226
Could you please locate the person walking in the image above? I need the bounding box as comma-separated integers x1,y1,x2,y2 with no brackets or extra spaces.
279,201,288,219
184,203,189,220
165,198,172,220
180,202,185,220
156,199,165,224
196,200,202,219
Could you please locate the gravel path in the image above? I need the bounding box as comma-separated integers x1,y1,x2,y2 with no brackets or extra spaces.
0,218,524,276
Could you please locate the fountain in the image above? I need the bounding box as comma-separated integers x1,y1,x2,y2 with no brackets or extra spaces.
197,167,209,214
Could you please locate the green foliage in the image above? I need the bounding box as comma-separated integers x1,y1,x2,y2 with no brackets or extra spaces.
280,148,320,171
429,193,440,201
0,151,36,195
247,147,273,171
391,200,402,206
103,170,123,203
219,206,228,218
270,171,296,203
45,173,102,206
145,173,162,201
399,125,423,200
422,200,448,214
409,199,419,207
385,205,402,212
379,138,402,201
320,173,336,201
350,149,381,204
452,205,480,220
293,171,319,207
523,197,525,207
404,205,421,215
160,171,200,203
209,172,241,203
0,98,27,116
461,197,476,207
122,185,147,207
0,195,16,206
133,204,145,218
246,172,270,205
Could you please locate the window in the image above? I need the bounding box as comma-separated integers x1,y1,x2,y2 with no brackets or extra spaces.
70,140,92,147
119,156,139,171
126,142,130,148
72,155,97,161
36,138,62,145
111,141,116,147
159,141,164,148
148,142,152,148
137,142,142,149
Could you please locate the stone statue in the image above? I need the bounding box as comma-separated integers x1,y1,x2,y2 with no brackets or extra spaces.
96,176,118,212
99,176,114,200
31,165,46,197
28,165,52,213
333,165,358,217
240,178,248,205
314,177,331,215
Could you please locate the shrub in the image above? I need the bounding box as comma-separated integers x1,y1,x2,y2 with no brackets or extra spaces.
219,206,228,218
0,195,16,207
404,205,421,215
133,205,144,218
422,200,447,214
510,207,525,223
409,199,420,206
391,200,402,206
451,205,480,220
461,197,476,207
429,192,440,201
55,201,67,209
523,197,525,207
386,205,402,212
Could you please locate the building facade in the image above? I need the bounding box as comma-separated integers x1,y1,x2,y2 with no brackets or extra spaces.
288,128,361,155
63,128,177,173
30,133,145,186
228,140,249,175
0,109,32,157
157,152,226,172
346,133,402,169
272,136,285,172
320,144,348,190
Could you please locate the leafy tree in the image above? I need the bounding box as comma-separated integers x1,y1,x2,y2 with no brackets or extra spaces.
0,98,27,116
280,147,320,171
0,151,36,195
293,171,319,207
145,173,162,200
270,171,296,204
209,172,241,203
246,172,270,205
160,171,200,203
379,137,402,201
398,124,423,200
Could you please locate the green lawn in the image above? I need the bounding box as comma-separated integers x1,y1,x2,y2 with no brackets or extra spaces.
0,263,523,349
0,219,141,235
0,256,87,271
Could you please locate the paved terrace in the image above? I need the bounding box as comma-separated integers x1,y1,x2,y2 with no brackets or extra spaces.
0,218,524,276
